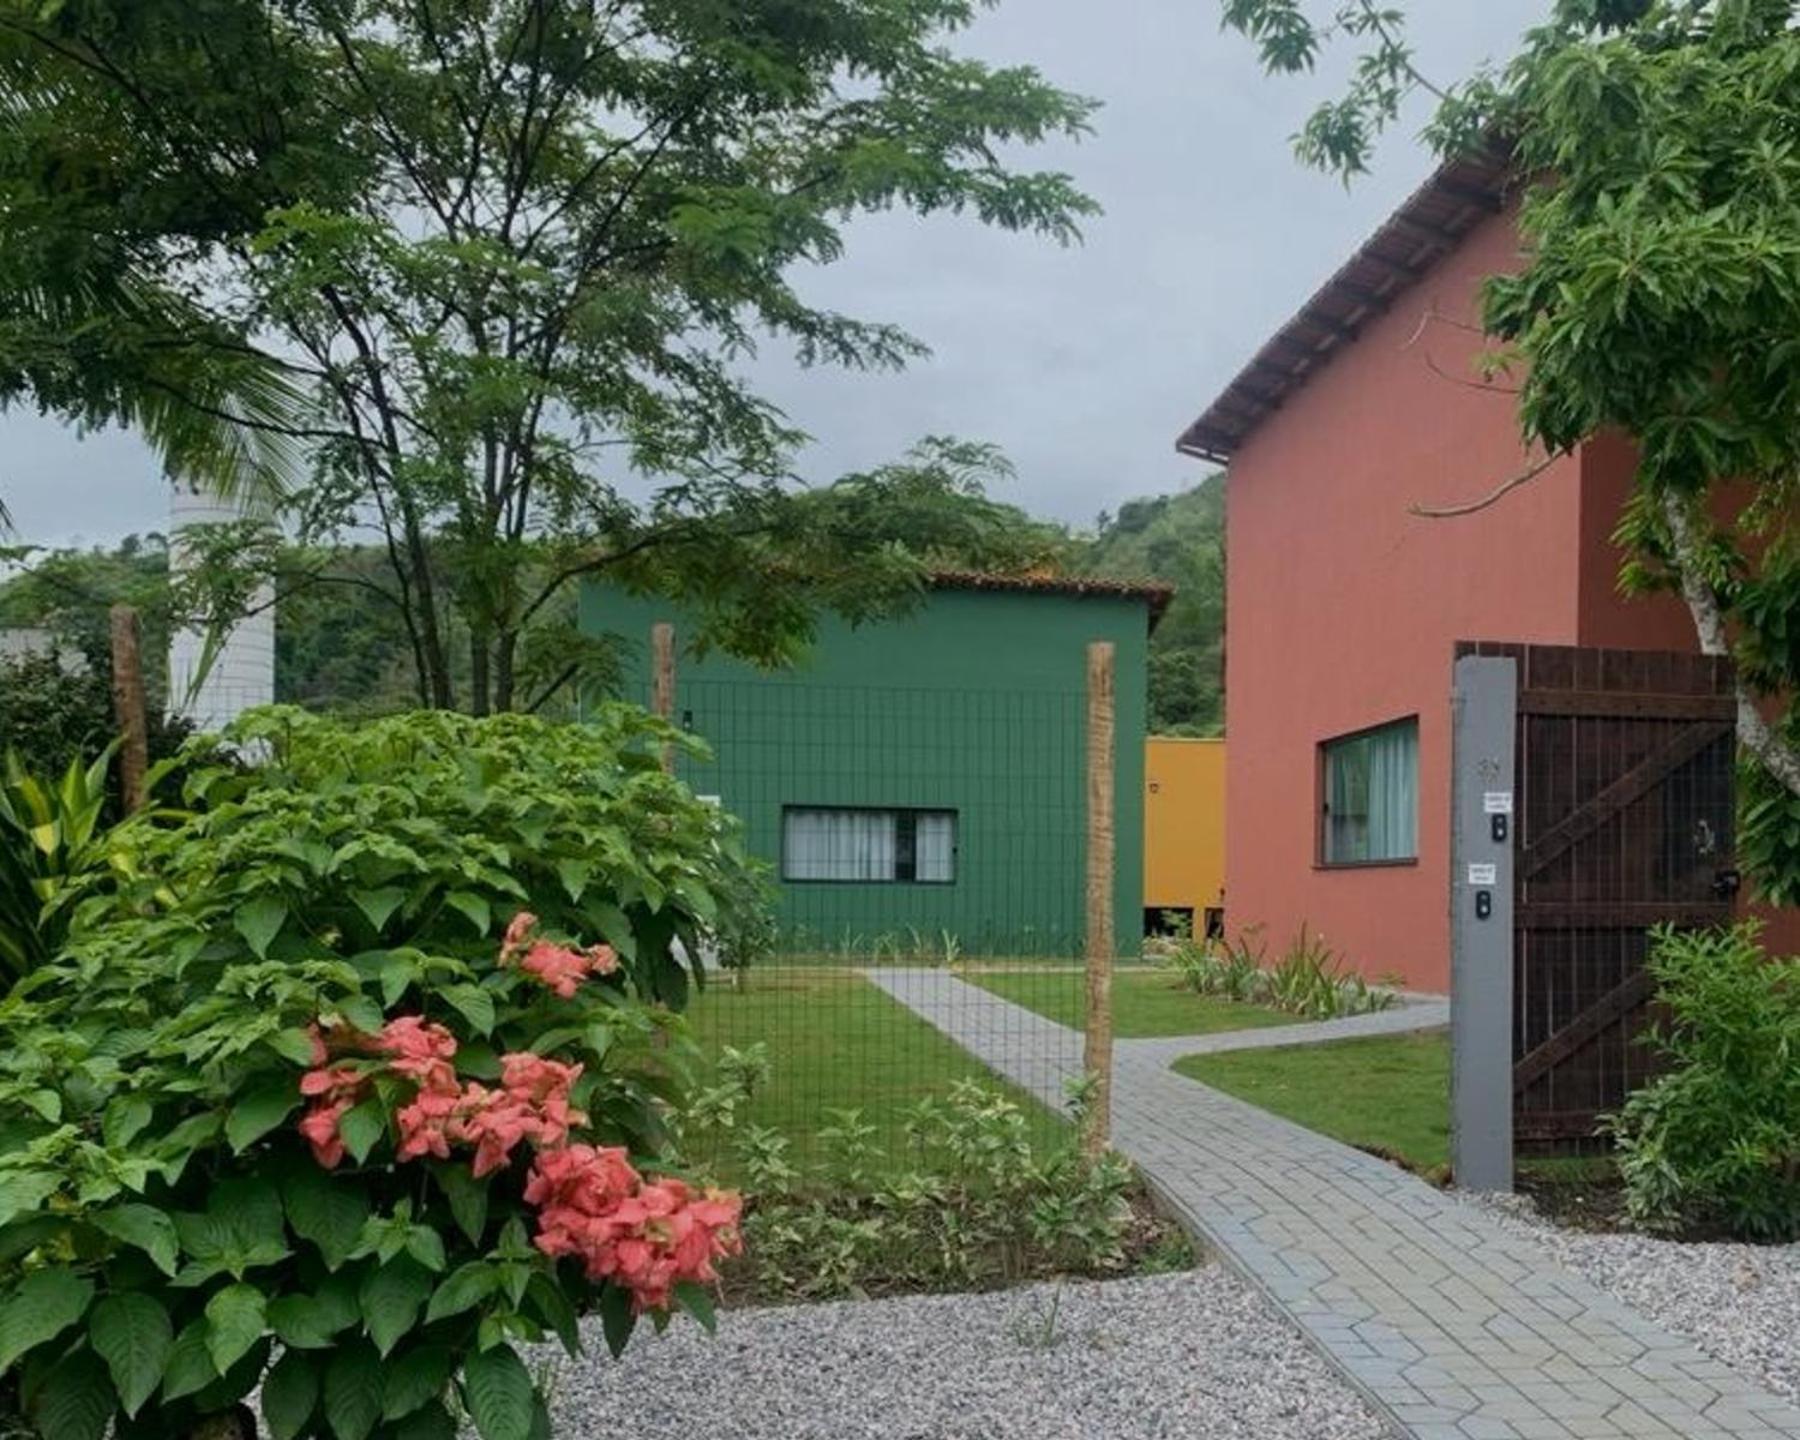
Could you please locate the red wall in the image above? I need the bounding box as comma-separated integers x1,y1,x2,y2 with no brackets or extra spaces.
1224,212,1800,988
1225,210,1581,992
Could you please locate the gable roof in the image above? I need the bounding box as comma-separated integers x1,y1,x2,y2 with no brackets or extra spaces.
1175,149,1512,465
928,570,1174,631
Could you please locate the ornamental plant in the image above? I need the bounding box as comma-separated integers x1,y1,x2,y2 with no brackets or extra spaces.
1608,923,1800,1241
0,704,756,1439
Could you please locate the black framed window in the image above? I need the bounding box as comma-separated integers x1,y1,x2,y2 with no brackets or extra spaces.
781,807,957,884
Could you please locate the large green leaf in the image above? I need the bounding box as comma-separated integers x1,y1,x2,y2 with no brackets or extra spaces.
430,1162,488,1246
393,1400,458,1440
351,887,407,933
101,1094,154,1149
226,1073,302,1152
380,1342,452,1420
445,890,491,936
160,1318,218,1401
324,1340,384,1440
423,1262,498,1324
337,1099,386,1166
461,1342,535,1440
440,983,495,1036
262,1347,320,1440
31,1347,114,1440
0,1171,60,1229
359,1256,431,1357
283,1162,371,1269
0,1265,94,1370
267,1270,360,1349
203,1282,267,1375
88,1292,172,1416
234,895,289,958
90,1205,178,1277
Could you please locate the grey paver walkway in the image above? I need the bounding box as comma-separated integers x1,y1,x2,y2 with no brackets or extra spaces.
869,969,1800,1440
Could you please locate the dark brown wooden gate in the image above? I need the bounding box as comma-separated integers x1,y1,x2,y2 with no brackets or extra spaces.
1456,642,1739,1155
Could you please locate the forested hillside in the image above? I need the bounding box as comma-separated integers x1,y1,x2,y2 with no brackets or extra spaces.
1075,475,1225,735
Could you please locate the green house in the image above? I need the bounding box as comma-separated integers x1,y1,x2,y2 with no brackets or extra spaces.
579,574,1167,958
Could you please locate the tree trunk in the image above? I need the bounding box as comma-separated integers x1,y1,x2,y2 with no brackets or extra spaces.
470,631,491,717
1662,492,1800,797
494,629,518,714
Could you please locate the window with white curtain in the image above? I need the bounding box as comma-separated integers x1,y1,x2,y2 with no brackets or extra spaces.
782,807,957,884
1321,719,1419,865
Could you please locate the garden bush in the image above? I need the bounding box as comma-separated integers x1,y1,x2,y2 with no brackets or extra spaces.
0,705,759,1439
1608,923,1800,1240
678,1054,1181,1303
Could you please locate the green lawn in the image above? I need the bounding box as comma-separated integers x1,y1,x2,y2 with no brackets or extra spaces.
971,967,1294,1039
684,968,1067,1166
1175,1031,1451,1175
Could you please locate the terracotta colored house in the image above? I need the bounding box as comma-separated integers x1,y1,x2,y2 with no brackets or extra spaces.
1177,152,1798,993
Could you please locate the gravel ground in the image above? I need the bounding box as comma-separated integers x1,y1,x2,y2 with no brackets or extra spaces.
1472,1192,1800,1406
541,1266,1390,1439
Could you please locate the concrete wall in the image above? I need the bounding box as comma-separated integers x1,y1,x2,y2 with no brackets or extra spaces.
1144,737,1225,927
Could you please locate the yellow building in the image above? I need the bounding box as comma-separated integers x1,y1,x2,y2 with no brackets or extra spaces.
1144,737,1226,937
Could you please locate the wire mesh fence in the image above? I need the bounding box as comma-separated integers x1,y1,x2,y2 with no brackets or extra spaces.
643,674,1137,1173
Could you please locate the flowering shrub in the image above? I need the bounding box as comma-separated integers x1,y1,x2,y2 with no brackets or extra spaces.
0,706,755,1439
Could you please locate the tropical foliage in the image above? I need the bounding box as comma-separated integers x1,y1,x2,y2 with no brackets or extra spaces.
1215,0,1800,901
0,706,757,1438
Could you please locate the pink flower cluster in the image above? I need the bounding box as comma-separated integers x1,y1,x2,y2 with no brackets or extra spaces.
501,911,619,999
295,916,741,1313
396,1048,588,1177
525,1145,742,1312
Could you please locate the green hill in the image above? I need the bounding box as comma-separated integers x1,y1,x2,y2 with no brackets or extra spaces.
1075,476,1224,736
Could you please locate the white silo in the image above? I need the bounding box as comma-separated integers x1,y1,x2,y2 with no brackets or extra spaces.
167,483,276,732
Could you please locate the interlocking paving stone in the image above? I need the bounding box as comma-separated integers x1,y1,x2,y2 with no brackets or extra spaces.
868,969,1800,1440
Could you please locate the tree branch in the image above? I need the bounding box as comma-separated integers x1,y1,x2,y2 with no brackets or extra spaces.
1409,453,1559,518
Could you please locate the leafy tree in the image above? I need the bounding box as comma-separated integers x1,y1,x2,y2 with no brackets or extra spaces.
1076,478,1225,734
0,0,1094,714
1216,0,1800,900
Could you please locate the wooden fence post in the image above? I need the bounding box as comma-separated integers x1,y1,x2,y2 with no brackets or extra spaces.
1083,640,1116,1159
109,604,150,815
651,622,676,774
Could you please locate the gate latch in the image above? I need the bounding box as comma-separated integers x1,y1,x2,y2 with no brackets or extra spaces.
1713,868,1742,901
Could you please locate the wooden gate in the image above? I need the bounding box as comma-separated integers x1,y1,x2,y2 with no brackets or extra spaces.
1456,643,1739,1155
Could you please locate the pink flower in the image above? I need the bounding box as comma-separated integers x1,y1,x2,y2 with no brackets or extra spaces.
518,941,591,999
298,1098,353,1168
377,1016,460,1091
525,1147,741,1312
586,944,619,977
501,910,539,961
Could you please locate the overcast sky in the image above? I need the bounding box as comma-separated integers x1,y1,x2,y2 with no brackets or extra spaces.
0,1,1547,549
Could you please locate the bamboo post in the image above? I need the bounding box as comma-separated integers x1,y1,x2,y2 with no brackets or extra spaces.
1083,640,1116,1159
651,621,676,774
109,604,150,815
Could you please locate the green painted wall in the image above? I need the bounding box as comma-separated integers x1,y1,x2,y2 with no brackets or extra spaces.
578,584,1150,957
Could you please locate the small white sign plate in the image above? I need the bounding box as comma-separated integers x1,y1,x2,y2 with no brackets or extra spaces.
1483,792,1514,815
1467,863,1498,887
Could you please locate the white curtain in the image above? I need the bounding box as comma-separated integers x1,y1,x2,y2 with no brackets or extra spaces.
784,809,897,881
915,812,956,882
1327,721,1417,863
1365,723,1418,862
